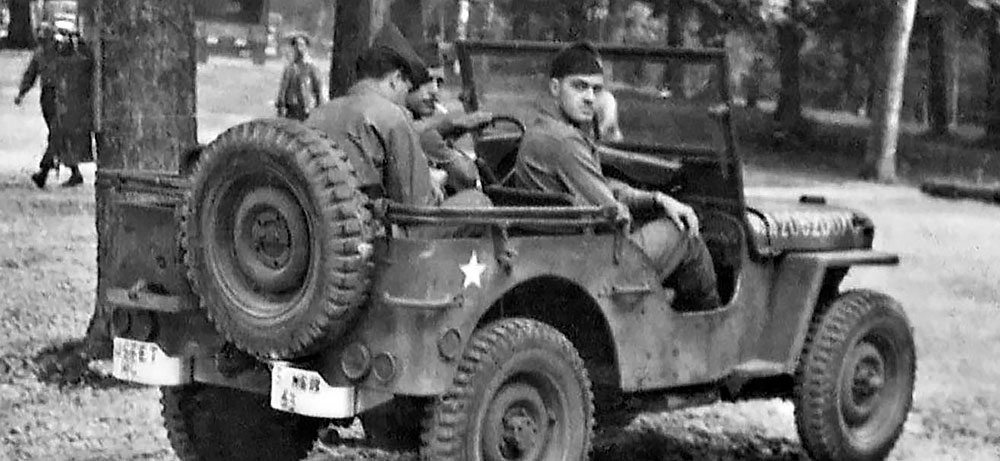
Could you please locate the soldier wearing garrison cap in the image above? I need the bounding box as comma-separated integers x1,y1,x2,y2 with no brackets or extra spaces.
306,22,490,233
404,41,492,194
514,42,720,310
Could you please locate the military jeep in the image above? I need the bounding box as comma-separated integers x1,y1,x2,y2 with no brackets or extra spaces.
102,40,915,461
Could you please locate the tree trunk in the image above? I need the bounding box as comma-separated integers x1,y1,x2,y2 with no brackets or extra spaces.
862,0,919,182
5,0,36,49
562,2,588,41
926,13,955,136
840,38,857,111
85,0,197,354
775,21,805,131
456,0,470,40
986,15,1000,140
391,0,425,44
329,0,391,98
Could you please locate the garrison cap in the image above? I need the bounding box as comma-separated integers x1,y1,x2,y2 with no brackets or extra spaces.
371,22,428,83
550,41,604,79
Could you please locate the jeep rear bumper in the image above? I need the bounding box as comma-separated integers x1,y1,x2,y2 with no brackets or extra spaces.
111,337,390,419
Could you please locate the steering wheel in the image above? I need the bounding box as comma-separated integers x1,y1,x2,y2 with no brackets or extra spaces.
477,114,526,140
474,115,526,187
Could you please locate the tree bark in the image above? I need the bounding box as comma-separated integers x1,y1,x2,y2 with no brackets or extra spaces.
775,21,805,131
926,13,955,136
986,15,1000,140
5,0,36,49
85,0,197,353
862,0,919,182
329,0,391,98
391,0,425,44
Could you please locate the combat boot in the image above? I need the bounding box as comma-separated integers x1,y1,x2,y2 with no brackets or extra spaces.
62,170,84,188
31,169,48,189
61,176,83,187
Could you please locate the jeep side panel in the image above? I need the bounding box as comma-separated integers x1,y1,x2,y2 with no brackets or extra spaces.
315,233,780,396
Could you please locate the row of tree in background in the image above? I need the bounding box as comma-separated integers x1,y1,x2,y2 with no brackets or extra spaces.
5,0,1000,179
272,0,1000,179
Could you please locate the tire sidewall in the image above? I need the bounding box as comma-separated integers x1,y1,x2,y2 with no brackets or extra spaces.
800,292,916,461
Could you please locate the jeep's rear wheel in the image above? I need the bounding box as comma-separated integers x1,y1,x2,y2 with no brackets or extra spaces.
161,384,325,461
421,318,594,460
182,119,373,359
794,290,915,461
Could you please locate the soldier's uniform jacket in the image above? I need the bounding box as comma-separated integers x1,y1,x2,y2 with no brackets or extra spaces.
514,101,646,209
18,45,60,124
307,83,439,208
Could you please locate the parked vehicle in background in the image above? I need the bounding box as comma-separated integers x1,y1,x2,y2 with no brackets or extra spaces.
194,0,271,65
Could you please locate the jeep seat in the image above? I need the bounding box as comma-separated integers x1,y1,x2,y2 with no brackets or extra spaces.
745,198,873,257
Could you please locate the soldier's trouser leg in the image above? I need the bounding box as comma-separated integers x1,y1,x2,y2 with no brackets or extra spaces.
629,218,721,311
39,91,57,170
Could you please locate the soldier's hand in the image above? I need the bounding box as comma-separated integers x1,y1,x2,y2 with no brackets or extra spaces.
14,95,24,106
655,192,699,237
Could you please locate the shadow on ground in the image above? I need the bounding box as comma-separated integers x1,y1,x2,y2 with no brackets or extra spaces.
306,422,805,461
31,339,141,390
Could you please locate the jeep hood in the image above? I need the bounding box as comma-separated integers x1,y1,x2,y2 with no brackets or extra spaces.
744,196,875,256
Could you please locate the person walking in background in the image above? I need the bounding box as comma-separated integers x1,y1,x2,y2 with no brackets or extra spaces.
275,34,325,121
14,21,94,188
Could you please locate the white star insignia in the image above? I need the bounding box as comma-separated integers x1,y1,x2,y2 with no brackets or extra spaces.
460,252,487,289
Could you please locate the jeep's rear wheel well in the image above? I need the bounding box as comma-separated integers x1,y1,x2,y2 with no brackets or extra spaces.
477,277,619,389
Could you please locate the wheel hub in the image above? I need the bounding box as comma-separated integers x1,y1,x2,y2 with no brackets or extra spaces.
484,382,554,461
232,187,310,295
501,407,540,457
842,341,887,425
250,211,292,267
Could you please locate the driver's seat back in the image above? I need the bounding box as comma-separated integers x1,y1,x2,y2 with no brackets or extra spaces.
474,133,522,186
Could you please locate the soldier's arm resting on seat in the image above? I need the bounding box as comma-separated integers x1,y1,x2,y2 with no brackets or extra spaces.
607,179,699,236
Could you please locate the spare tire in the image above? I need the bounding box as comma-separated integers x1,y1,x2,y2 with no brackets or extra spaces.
182,118,374,359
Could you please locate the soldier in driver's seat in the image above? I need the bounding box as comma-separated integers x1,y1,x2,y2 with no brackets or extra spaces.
513,42,720,311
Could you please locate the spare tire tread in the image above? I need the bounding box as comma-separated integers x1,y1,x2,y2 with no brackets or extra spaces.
182,118,374,359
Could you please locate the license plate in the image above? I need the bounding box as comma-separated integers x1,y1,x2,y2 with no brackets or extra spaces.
270,363,355,419
112,337,191,386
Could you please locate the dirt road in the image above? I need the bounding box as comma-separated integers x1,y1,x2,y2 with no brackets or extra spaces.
1,50,998,460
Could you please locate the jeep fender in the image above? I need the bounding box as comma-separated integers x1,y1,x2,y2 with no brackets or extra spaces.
753,250,899,373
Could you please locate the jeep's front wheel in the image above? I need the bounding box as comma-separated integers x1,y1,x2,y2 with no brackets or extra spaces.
161,384,325,461
421,318,594,460
794,290,916,461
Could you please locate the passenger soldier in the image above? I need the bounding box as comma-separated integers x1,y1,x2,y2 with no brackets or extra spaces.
514,42,720,310
275,34,325,121
404,45,491,194
306,23,491,223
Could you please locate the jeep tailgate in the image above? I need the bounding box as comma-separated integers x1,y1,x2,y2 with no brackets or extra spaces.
96,169,196,312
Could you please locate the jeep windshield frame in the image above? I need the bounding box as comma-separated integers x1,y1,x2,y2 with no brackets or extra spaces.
454,39,739,179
